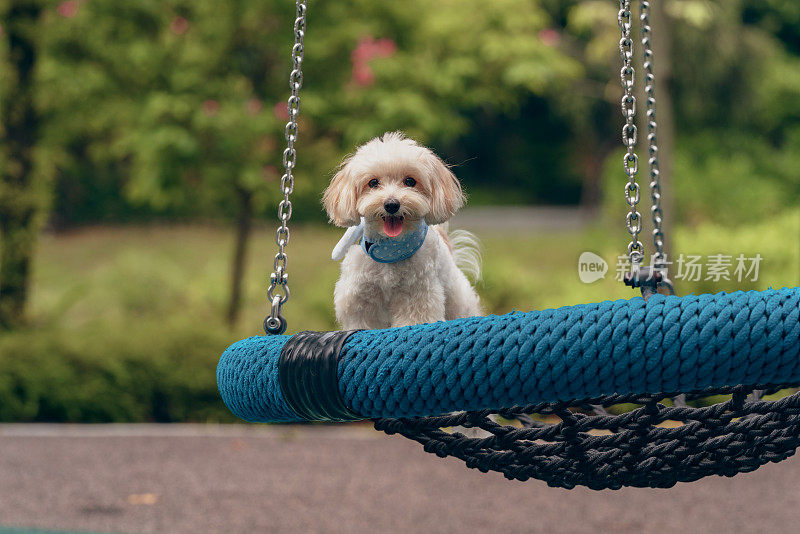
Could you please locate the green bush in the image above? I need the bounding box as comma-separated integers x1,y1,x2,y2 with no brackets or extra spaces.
0,224,342,423
0,218,795,423
601,131,800,228
0,317,235,422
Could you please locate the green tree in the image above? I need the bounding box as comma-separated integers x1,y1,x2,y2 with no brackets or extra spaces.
0,0,49,328
650,0,800,227
38,0,583,326
553,0,800,228
40,1,294,326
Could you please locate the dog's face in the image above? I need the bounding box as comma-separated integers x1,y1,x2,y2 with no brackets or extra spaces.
322,132,465,235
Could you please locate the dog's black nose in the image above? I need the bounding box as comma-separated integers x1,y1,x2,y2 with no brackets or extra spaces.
384,199,400,214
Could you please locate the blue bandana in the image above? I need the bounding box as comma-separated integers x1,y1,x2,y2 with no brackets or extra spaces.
361,220,428,263
331,218,428,264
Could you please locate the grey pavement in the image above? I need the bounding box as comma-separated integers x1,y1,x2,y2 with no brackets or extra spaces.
1,423,799,534
451,206,592,233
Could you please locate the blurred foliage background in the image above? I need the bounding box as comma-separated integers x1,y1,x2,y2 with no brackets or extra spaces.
0,0,798,422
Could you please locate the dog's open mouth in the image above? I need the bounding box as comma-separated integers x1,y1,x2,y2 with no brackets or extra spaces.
381,215,404,237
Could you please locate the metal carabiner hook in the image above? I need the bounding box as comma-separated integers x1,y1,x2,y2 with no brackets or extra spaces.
623,265,675,301
263,295,288,335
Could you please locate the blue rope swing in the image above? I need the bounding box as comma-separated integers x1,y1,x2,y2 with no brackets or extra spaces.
218,287,800,424
216,1,800,489
218,287,800,488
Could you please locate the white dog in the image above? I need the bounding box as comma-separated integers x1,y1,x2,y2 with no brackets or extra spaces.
323,132,482,330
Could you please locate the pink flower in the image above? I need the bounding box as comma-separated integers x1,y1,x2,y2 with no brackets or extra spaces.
202,100,220,117
350,36,397,87
351,36,397,62
170,16,189,36
538,28,561,47
351,64,375,86
57,1,79,18
374,38,397,57
273,102,289,121
245,99,263,116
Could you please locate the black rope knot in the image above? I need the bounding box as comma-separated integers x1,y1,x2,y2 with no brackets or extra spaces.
278,330,362,422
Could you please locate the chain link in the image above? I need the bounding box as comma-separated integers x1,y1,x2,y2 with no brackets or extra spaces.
618,1,643,265
265,0,306,335
640,1,669,276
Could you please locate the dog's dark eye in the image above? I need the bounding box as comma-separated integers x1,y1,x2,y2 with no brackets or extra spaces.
404,176,416,187
368,178,380,188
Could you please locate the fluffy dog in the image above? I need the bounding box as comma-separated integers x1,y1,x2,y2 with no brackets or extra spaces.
323,132,482,330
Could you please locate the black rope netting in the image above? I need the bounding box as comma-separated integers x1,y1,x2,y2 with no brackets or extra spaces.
373,385,800,490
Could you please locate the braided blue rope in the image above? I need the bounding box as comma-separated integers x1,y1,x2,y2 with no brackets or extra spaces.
217,288,800,423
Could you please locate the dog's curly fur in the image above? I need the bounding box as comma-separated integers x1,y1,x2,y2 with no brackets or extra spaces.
323,132,482,330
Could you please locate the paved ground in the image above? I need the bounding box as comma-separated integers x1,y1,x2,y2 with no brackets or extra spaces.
451,206,591,233
1,424,799,534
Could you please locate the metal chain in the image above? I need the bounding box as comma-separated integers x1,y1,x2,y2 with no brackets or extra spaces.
264,0,307,335
618,1,644,266
640,1,674,293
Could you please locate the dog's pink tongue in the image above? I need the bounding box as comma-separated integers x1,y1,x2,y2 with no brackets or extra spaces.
383,216,404,237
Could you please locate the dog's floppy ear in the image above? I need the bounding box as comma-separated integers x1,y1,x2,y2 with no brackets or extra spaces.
425,154,465,225
322,156,361,227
